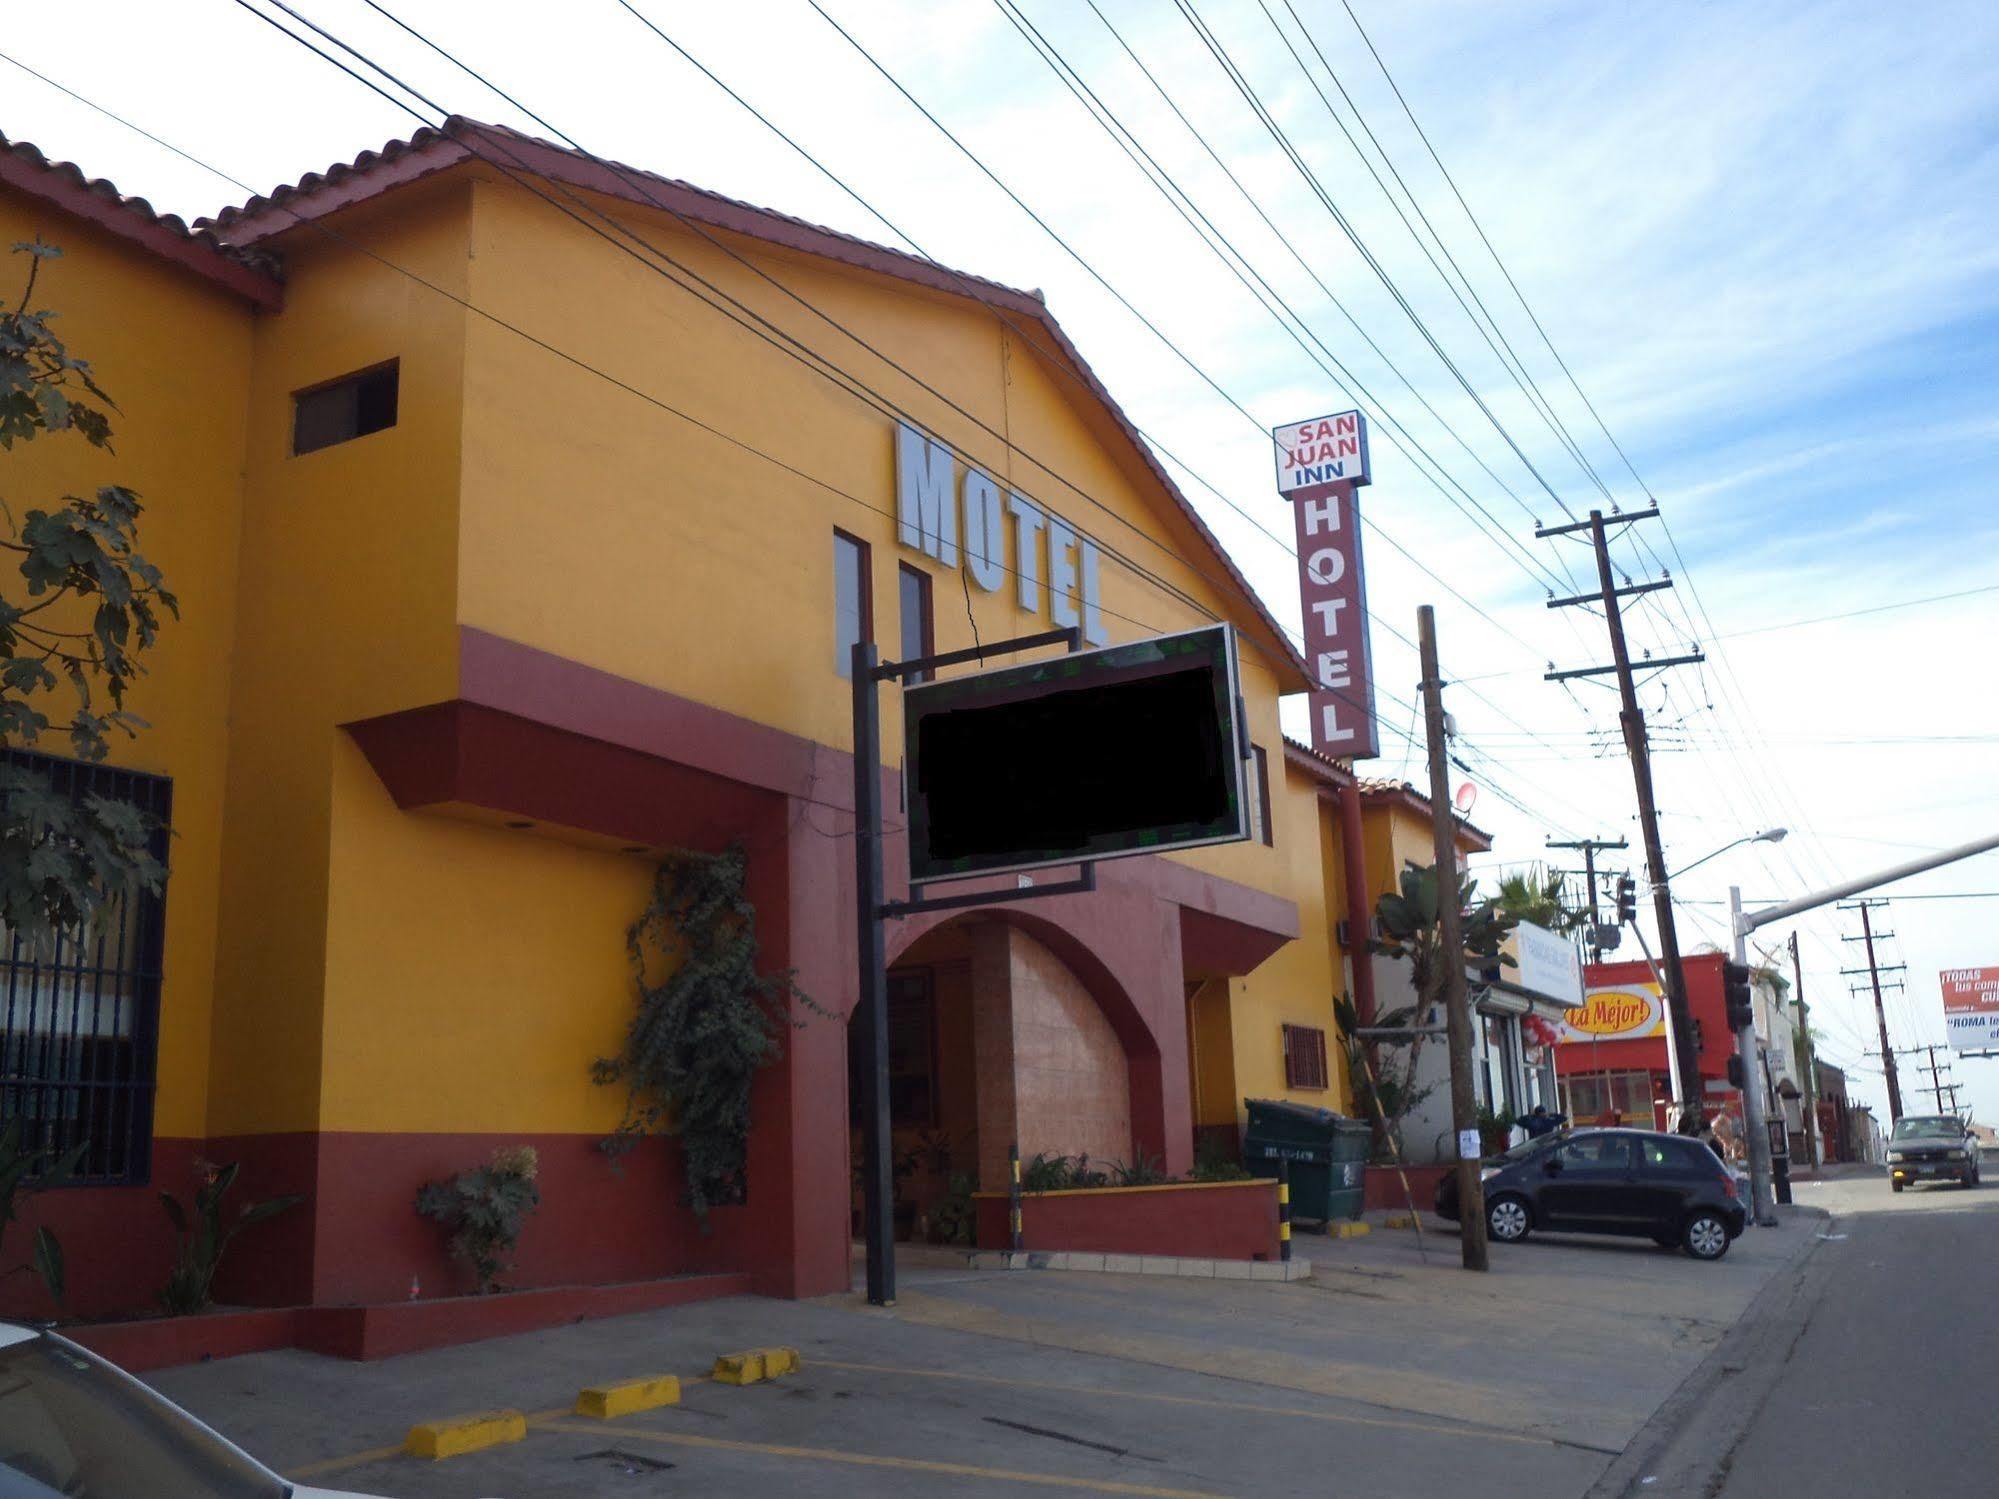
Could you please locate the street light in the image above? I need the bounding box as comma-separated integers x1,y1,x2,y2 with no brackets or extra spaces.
1666,828,1788,883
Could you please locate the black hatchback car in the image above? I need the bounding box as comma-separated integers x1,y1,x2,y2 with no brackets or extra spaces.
1435,1128,1747,1260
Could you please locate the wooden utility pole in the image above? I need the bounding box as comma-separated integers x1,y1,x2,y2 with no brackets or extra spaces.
1539,509,1706,1123
1853,901,1903,1122
1418,605,1485,1272
1791,933,1821,1170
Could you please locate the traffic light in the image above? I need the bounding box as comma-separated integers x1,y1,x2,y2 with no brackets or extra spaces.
1723,959,1755,1030
1616,875,1636,924
1727,1054,1746,1090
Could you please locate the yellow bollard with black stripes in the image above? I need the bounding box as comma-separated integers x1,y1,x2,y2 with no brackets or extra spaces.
1009,1140,1024,1252
1277,1156,1292,1262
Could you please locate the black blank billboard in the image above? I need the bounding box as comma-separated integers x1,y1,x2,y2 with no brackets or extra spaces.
903,625,1249,884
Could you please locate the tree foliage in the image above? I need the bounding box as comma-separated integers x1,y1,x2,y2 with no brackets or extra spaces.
593,843,818,1222
1338,864,1518,1156
1,241,177,943
1492,867,1589,934
1372,862,1517,1012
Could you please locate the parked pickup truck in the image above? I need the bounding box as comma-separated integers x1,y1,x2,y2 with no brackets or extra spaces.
1886,1115,1982,1191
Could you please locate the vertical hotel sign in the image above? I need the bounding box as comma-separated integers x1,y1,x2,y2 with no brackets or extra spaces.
1274,411,1378,759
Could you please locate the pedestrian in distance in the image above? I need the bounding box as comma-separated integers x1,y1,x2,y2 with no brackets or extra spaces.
1521,1103,1568,1139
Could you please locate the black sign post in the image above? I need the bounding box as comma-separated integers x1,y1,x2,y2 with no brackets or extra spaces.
851,627,1082,1308
849,621,1254,1307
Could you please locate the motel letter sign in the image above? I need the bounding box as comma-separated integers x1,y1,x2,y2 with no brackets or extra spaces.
1273,410,1379,760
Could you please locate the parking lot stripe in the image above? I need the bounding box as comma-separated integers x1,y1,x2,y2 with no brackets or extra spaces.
809,1358,1555,1447
287,1442,403,1480
535,1421,1234,1496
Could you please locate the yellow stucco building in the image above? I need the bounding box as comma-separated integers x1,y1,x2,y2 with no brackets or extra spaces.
1,119,1481,1322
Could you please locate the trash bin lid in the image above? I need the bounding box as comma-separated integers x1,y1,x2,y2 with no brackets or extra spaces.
1243,1097,1354,1140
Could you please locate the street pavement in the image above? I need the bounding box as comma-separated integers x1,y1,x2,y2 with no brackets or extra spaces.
1588,1162,1999,1498
143,1206,1822,1498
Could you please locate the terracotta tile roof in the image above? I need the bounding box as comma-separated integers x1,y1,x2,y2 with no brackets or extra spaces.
0,131,282,308
202,119,1038,306
196,117,1308,690
1355,775,1413,796
1281,734,1355,788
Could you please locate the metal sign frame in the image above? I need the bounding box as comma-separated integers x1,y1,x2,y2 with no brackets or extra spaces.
900,623,1250,886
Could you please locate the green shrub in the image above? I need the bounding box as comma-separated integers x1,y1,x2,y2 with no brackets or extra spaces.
1110,1154,1170,1187
158,1161,304,1316
416,1145,541,1294
1190,1134,1251,1182
1,1116,85,1310
930,1171,977,1246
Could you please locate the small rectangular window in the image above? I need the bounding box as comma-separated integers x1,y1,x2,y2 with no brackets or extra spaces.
1251,744,1273,847
1282,1024,1329,1091
834,530,873,678
292,361,399,455
899,563,934,684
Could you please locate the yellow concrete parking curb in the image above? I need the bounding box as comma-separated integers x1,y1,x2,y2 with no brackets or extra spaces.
1327,1220,1371,1238
1381,1211,1418,1230
574,1374,682,1419
712,1346,802,1385
401,1408,527,1460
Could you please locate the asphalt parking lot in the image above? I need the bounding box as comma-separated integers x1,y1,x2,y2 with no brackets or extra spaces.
145,1211,1823,1499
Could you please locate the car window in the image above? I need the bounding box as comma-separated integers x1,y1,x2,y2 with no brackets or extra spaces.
1639,1136,1715,1173
1556,1134,1633,1170
1890,1116,1961,1141
0,1335,284,1498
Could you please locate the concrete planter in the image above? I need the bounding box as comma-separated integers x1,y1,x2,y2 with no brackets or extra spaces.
973,1178,1280,1261
62,1270,751,1373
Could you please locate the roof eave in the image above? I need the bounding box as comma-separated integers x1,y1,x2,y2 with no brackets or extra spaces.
0,135,282,310
203,118,1310,686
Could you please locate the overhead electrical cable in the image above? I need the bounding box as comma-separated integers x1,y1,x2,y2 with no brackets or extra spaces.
1259,0,1621,509
199,13,1572,817
1171,0,1583,523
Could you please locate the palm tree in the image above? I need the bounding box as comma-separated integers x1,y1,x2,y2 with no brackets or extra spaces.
1493,867,1588,934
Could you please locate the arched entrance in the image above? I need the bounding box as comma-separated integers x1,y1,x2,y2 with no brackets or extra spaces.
850,914,1140,1242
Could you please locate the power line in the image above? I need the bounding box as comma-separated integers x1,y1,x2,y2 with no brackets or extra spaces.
1172,0,1583,523
19,34,1577,839
0,47,1331,711
1306,0,1836,905
1261,0,1622,511
310,2,1608,844
1080,0,1593,614
993,0,1580,605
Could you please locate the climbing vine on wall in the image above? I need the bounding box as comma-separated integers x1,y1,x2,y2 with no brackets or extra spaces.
592,842,819,1222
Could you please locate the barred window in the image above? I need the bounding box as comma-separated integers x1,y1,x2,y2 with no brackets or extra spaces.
1,750,171,1185
1282,1024,1329,1092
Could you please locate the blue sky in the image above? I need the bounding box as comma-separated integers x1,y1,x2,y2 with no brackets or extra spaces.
5,0,1997,1123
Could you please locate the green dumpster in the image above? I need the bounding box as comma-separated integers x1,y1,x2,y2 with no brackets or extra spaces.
1241,1098,1370,1224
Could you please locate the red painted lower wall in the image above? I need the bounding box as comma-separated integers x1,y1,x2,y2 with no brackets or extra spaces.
1364,1163,1450,1213
4,1129,779,1321
974,1181,1279,1261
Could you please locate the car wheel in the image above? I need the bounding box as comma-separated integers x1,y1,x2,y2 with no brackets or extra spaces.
1487,1193,1531,1244
1683,1210,1731,1261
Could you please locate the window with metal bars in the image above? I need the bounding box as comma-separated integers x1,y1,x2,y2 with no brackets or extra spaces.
1281,1024,1329,1092
0,749,171,1186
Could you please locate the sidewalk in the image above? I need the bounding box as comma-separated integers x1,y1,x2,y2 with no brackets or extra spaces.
142,1208,1825,1498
